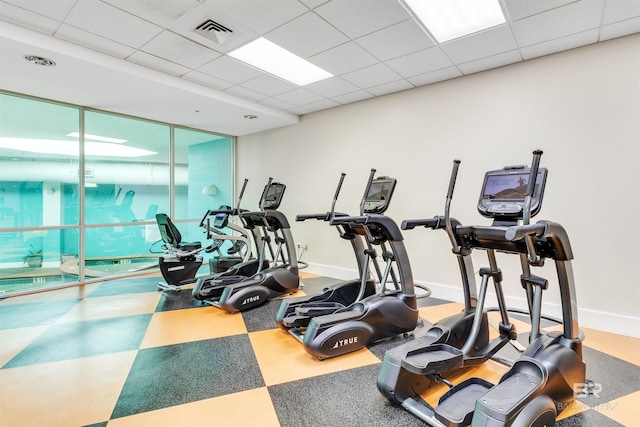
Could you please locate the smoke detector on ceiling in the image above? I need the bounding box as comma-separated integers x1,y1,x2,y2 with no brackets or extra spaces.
24,55,56,67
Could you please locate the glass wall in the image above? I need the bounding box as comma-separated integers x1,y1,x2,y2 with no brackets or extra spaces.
0,92,234,296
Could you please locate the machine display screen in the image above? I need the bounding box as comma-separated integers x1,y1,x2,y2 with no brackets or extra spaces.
363,177,396,214
478,168,547,218
481,172,545,201
261,183,286,210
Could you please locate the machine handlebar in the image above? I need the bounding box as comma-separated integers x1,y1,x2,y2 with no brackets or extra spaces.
505,222,547,241
401,217,444,230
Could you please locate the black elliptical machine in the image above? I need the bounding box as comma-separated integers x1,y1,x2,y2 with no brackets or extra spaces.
191,179,270,297
377,151,585,427
275,172,377,333
195,178,301,313
298,169,420,360
156,179,263,291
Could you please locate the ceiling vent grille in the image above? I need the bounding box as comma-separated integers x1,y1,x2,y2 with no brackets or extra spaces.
193,19,233,44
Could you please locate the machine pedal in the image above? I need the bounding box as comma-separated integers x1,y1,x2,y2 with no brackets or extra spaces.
401,344,464,375
435,378,493,426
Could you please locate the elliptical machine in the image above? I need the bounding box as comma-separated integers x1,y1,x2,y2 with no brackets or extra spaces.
377,151,585,427
275,172,377,333
296,169,420,360
195,178,301,313
156,179,263,292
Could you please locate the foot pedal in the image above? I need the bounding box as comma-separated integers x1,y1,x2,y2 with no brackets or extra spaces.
401,344,464,375
295,302,344,317
435,378,493,426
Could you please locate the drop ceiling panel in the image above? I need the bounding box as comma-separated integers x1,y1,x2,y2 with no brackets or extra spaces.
305,77,361,98
342,63,403,89
600,16,640,40
511,0,605,47
197,55,262,85
240,74,298,97
102,0,199,28
355,19,435,61
309,41,379,75
503,0,578,21
265,11,349,58
520,29,600,60
0,2,61,34
440,25,518,64
314,0,410,39
2,0,76,22
386,47,454,78
407,66,463,86
457,50,523,75
56,24,136,59
204,0,308,34
140,31,221,69
64,0,162,48
1,0,638,136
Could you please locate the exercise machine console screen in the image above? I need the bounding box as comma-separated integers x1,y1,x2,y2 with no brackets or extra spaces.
477,167,547,218
362,176,396,214
260,182,286,210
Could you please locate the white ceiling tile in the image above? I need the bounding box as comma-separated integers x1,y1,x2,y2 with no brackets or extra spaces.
521,28,599,59
600,16,640,40
102,0,199,27
2,0,76,21
314,0,409,38
303,98,340,111
342,63,403,88
366,79,413,96
265,11,349,58
240,74,297,97
224,85,267,101
127,51,191,76
299,0,330,8
0,1,61,35
457,50,522,75
204,0,308,34
197,55,263,84
285,105,313,115
141,30,220,69
356,19,434,61
274,87,325,105
306,77,361,98
332,90,374,105
511,0,605,47
407,66,463,86
602,0,640,25
309,41,379,75
503,0,577,21
440,25,518,63
259,97,296,110
181,70,234,90
65,0,162,48
386,47,454,78
56,24,136,59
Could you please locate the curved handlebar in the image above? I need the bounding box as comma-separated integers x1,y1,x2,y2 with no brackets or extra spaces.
401,217,444,230
296,213,330,222
505,222,547,241
330,215,368,226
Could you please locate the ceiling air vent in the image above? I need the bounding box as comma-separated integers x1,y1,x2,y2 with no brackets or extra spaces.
193,19,233,44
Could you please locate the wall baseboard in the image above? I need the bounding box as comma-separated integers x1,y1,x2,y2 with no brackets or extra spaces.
305,263,640,339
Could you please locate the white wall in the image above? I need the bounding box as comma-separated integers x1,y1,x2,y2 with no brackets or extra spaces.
237,34,640,338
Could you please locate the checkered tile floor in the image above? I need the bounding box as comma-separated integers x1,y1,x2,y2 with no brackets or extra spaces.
1,272,638,426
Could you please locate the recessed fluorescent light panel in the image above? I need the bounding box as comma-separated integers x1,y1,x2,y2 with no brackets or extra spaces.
67,132,127,143
0,137,156,157
403,0,506,43
229,37,333,86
